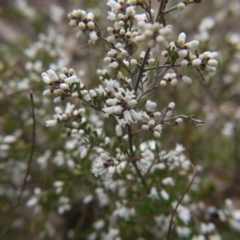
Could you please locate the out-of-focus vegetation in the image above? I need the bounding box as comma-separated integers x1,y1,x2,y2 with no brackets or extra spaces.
0,0,240,239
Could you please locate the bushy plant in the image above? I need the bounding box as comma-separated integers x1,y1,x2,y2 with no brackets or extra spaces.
1,0,240,239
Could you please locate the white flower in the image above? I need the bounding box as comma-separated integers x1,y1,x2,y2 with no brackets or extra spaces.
178,32,186,47
182,75,192,84
145,100,157,112
177,205,191,224
162,177,175,186
103,106,116,117
113,202,135,220
47,69,59,82
93,219,105,230
192,58,202,67
45,119,57,127
176,226,191,238
160,189,169,201
83,195,93,204
199,17,215,32
178,49,188,58
123,110,133,125
185,40,199,51
168,102,175,109
129,109,142,122
107,0,121,13
148,187,159,200
64,75,78,84
89,31,98,42
26,196,39,207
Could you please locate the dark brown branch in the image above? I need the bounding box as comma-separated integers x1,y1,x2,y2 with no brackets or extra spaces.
134,47,151,92
0,90,36,240
127,124,149,192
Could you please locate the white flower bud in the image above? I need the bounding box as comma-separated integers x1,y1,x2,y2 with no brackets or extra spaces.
146,100,157,112
185,40,199,50
120,29,126,36
60,83,69,90
156,35,165,43
78,22,86,30
87,12,94,21
53,89,63,95
69,69,75,74
107,27,114,33
69,19,77,27
106,98,118,105
208,59,218,66
130,59,137,67
76,31,84,39
120,50,128,58
45,119,57,127
181,60,188,66
154,124,162,132
206,66,216,72
142,113,150,121
176,118,183,124
71,92,79,98
108,166,115,175
182,75,192,84
53,97,62,103
177,2,186,10
192,58,202,67
89,31,98,41
42,89,51,96
87,21,95,30
160,190,169,200
47,69,59,82
128,0,137,5
142,124,149,131
114,105,123,114
135,35,145,43
109,61,119,68
160,80,167,87
153,131,161,138
104,57,112,64
127,99,137,108
72,10,82,18
148,119,155,127
153,112,161,119
89,89,97,98
64,75,78,84
178,49,188,58
81,90,88,96
178,32,186,47
208,52,218,59
170,78,178,86
168,102,175,109
159,25,173,36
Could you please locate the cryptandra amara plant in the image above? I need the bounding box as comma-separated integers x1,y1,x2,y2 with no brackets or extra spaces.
23,0,240,239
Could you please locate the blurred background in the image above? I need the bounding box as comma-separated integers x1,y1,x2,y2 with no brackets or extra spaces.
0,0,240,239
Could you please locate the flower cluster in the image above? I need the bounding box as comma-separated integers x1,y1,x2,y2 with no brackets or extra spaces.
14,0,240,239
68,9,98,44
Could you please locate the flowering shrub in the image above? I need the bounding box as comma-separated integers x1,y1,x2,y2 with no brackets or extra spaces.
1,0,240,239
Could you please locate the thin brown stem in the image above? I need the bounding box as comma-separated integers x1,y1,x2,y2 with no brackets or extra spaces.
137,68,169,100
127,125,149,192
16,91,36,206
0,91,36,240
166,163,196,240
134,47,151,92
144,63,191,72
157,0,167,19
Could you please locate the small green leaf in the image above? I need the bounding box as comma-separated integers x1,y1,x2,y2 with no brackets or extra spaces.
135,97,148,109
